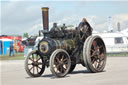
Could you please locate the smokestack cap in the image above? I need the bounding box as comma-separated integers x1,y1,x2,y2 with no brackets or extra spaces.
41,7,49,11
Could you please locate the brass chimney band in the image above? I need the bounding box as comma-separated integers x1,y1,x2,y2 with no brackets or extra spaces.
41,7,49,11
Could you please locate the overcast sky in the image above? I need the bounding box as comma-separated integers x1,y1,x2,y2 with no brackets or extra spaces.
0,0,128,36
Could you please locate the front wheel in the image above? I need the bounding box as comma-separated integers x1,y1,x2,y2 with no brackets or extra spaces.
24,50,45,77
50,49,71,77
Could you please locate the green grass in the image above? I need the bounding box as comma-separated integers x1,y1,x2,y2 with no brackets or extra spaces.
107,53,128,57
0,52,128,60
0,53,24,60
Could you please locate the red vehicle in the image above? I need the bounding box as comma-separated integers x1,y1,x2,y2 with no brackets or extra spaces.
0,35,24,52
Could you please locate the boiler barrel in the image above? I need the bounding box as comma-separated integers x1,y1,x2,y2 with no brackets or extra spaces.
38,39,76,56
52,39,75,50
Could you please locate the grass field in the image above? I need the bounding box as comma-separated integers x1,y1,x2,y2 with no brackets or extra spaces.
107,53,128,57
0,52,128,60
0,53,24,60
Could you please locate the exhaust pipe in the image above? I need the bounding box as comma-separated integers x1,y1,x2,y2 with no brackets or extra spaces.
117,22,121,32
41,7,49,31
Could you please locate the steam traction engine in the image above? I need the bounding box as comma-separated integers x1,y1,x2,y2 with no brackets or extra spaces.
24,7,107,77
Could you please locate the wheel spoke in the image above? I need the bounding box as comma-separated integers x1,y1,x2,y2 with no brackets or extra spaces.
60,66,63,73
36,66,39,73
61,55,64,61
63,63,68,69
99,45,103,49
36,57,41,62
91,57,96,64
62,58,68,62
97,53,104,68
62,66,66,72
94,61,97,68
54,60,58,65
99,53,104,61
94,46,102,52
56,57,60,62
56,64,60,69
29,66,34,71
91,49,95,52
38,66,42,70
96,53,104,69
54,64,60,73
97,61,102,69
92,58,99,69
90,46,98,58
90,51,96,57
29,57,34,62
61,66,66,73
33,66,35,74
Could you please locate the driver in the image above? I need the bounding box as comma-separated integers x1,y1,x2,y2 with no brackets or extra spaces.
78,18,93,42
72,18,93,57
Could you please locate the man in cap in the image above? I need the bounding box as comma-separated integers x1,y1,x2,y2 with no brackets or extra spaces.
50,23,64,38
50,23,60,32
78,18,93,41
72,18,93,57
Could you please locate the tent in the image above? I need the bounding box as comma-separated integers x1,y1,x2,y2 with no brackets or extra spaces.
0,39,13,55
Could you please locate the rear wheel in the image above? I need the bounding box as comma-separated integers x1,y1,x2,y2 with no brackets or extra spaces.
83,36,107,72
25,50,45,77
50,49,71,77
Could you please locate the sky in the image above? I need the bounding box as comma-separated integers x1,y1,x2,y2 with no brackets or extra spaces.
0,0,128,36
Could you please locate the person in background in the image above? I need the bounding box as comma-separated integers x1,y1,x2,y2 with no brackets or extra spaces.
9,42,14,56
13,38,17,54
13,42,17,55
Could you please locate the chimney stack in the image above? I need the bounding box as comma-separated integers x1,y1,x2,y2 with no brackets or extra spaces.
41,7,49,31
117,22,120,32
108,16,113,32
